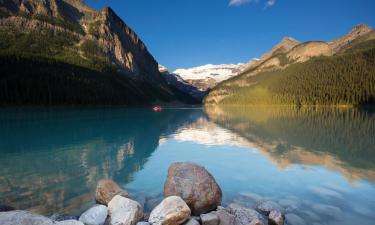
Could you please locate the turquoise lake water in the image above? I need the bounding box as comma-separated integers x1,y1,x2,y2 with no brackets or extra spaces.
0,106,375,224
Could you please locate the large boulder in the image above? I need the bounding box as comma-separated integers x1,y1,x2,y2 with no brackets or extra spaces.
96,179,129,205
164,162,222,215
108,195,144,225
79,205,108,225
228,204,264,225
0,210,54,225
148,196,191,225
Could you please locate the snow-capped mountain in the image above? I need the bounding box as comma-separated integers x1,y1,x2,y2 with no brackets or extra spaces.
159,65,207,102
173,63,246,91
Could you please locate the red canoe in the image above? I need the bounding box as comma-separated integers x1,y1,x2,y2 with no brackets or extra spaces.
153,106,162,111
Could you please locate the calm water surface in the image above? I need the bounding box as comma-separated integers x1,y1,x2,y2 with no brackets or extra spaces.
0,106,375,225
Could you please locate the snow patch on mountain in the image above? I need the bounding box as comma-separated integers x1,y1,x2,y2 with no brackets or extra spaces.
173,63,246,82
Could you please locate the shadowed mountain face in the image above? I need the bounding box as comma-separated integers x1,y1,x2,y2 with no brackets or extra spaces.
0,107,203,215
0,0,183,105
205,106,375,182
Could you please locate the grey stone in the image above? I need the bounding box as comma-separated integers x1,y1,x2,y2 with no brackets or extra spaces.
136,222,150,225
200,213,219,225
50,213,79,222
268,210,284,225
213,208,234,225
0,210,55,225
285,214,304,225
183,218,200,225
79,205,108,225
249,219,263,225
255,201,284,216
228,204,264,225
108,196,144,225
56,220,85,225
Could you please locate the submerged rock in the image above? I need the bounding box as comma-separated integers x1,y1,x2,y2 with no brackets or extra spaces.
311,204,342,219
268,210,284,225
79,205,108,225
108,195,144,225
0,210,54,225
228,204,264,225
200,213,219,225
96,179,129,205
285,214,304,225
145,197,163,212
149,196,191,225
164,162,222,215
255,201,284,216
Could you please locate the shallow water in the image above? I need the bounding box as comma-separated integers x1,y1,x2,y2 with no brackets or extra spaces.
0,106,375,224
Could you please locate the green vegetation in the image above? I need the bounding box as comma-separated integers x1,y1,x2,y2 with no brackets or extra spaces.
0,54,155,105
0,24,176,105
209,47,375,106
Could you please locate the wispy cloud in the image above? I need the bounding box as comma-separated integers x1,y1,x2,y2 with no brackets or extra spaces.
228,0,276,9
264,0,276,9
228,0,254,7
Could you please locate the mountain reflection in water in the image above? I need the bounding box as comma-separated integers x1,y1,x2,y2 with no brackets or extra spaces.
0,106,374,224
205,106,375,183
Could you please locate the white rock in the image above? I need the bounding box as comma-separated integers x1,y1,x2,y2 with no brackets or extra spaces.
149,196,191,225
79,205,108,225
56,220,85,225
108,195,144,225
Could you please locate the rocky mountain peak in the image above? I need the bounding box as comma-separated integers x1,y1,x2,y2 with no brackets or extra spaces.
247,36,300,69
350,24,373,35
279,36,300,46
329,24,373,53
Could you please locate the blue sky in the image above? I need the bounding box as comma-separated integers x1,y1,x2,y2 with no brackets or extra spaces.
86,0,375,70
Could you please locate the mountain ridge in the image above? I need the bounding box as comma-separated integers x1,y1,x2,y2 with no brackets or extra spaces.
205,24,375,106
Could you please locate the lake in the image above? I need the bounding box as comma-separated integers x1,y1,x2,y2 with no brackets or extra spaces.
0,106,375,225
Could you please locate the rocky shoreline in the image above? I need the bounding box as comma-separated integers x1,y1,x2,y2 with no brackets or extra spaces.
0,162,286,225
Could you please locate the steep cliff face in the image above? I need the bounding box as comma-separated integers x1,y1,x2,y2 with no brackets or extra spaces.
0,0,176,105
0,0,165,84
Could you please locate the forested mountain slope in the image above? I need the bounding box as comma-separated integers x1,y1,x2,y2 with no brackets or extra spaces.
205,25,375,106
0,0,181,105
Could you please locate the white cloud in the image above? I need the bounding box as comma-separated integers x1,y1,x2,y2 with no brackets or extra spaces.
264,0,276,8
228,0,276,8
229,0,253,7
